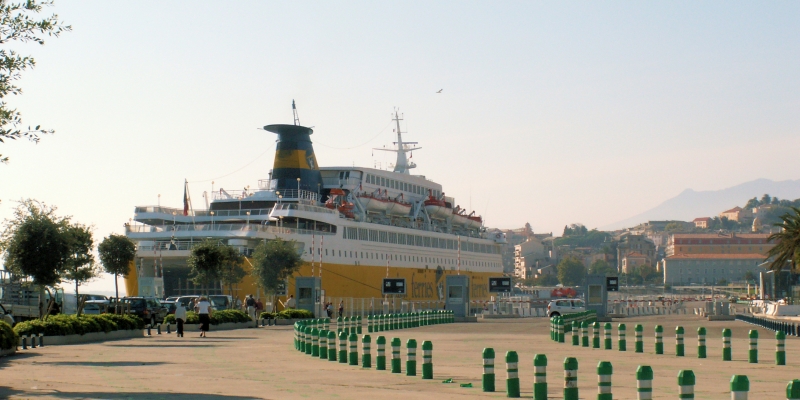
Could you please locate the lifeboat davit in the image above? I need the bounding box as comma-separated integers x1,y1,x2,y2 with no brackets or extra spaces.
356,189,390,213
386,193,412,216
451,206,469,226
466,211,483,229
325,188,355,218
423,191,452,220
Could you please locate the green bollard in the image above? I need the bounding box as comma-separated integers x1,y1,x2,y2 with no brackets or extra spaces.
338,331,347,363
654,325,663,355
677,370,695,399
348,333,358,366
604,323,612,350
533,354,547,400
788,379,800,399
748,330,758,364
319,329,328,360
305,327,313,355
592,322,600,349
635,324,644,353
777,331,786,366
357,316,362,334
572,321,580,346
676,326,685,357
730,375,749,400
391,337,401,373
368,314,374,333
551,316,555,341
582,321,590,347
564,357,578,400
697,327,706,358
337,316,343,334
406,339,417,376
422,341,433,379
597,361,612,400
376,336,386,370
636,365,653,400
723,328,732,361
558,317,565,343
361,334,372,368
327,331,337,361
483,347,496,392
506,351,520,398
618,323,627,351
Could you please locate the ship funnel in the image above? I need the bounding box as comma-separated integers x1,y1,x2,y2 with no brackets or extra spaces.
264,123,322,196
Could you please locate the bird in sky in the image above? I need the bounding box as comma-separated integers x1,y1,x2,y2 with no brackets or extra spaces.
436,89,443,93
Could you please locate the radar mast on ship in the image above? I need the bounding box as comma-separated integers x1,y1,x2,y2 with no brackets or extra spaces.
373,109,421,174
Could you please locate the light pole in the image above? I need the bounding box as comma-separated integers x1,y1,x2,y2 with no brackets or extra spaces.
210,211,215,230
158,194,161,208
172,211,176,231
246,211,250,226
297,177,301,198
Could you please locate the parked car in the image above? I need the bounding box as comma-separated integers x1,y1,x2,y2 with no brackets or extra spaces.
209,295,234,310
165,296,179,302
82,301,105,315
122,297,168,325
161,300,177,315
0,303,15,326
547,299,585,317
175,296,199,312
82,294,109,304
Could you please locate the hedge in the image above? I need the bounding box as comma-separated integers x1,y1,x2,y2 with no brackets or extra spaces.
13,314,145,337
163,309,251,325
260,309,314,320
1,321,19,350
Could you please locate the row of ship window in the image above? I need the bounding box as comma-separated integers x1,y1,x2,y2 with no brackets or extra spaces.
364,173,440,198
310,247,499,269
342,227,498,254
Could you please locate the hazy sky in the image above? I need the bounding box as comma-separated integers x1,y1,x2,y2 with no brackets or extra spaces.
2,1,799,294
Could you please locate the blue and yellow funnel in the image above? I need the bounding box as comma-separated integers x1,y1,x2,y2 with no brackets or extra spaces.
264,123,322,195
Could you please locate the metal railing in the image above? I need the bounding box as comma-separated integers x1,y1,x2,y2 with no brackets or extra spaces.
134,206,272,218
273,202,337,215
295,297,446,318
126,223,337,237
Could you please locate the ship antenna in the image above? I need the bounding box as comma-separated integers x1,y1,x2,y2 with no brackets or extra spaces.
292,99,300,126
373,108,421,174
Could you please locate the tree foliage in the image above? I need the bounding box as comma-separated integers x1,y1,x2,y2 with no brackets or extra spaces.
62,223,98,314
554,228,610,248
219,244,245,297
766,206,800,272
532,274,559,286
557,257,586,286
588,259,617,276
98,234,136,302
251,238,304,294
187,240,244,295
0,1,70,163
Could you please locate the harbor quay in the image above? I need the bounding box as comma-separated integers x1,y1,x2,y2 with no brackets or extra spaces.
1,315,799,399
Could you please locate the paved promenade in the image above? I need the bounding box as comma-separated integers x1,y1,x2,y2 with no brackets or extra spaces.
1,314,797,399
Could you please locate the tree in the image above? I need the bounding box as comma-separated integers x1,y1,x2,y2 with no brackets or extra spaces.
557,257,586,286
62,223,98,315
532,274,559,286
743,270,757,282
251,238,304,295
219,245,245,301
187,240,226,294
760,194,772,206
637,264,659,283
0,1,70,163
98,234,136,304
664,222,685,232
588,259,617,276
0,199,71,317
744,197,759,209
765,206,800,272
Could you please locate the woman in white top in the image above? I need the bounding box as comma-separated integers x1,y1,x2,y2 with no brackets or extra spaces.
195,296,213,337
174,304,187,337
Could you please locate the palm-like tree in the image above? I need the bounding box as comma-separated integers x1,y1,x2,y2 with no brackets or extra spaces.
766,206,800,272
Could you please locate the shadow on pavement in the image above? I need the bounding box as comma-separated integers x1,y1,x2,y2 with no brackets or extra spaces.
33,361,171,367
0,352,39,368
0,388,262,400
106,344,215,348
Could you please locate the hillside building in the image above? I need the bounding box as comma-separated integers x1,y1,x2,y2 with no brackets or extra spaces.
693,217,711,229
666,233,774,257
616,233,656,271
661,253,764,285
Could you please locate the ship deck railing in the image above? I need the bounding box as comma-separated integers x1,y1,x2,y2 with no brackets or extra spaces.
126,223,336,237
272,202,337,215
134,206,273,218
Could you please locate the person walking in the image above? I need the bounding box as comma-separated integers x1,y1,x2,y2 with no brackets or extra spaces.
255,298,264,317
245,294,256,322
338,300,344,318
174,303,187,337
195,296,213,338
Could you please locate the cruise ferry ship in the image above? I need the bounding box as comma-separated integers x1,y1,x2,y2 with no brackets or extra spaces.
124,104,506,311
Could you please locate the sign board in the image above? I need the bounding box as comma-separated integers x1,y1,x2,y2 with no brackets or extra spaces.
382,278,406,295
606,277,619,292
488,277,512,293
275,280,287,296
587,284,603,306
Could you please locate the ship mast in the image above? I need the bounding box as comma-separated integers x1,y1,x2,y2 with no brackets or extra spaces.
292,99,300,126
374,109,421,174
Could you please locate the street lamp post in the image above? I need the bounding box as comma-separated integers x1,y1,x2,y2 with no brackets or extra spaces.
210,211,215,230
172,211,176,231
297,177,301,199
246,211,251,226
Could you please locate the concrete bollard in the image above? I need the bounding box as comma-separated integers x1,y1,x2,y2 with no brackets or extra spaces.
30,334,36,348
311,328,320,357
618,323,627,351
597,361,612,400
582,321,590,347
564,357,579,400
305,327,313,355
157,324,162,335
147,324,151,336
723,328,732,361
422,341,433,379
406,339,417,376
167,323,171,334
376,336,386,370
551,316,556,341
676,326,685,357
337,316,343,333
338,331,347,364
533,354,547,400
748,330,758,364
505,351,520,398
362,334,372,368
592,322,600,349
391,337,402,373
654,325,663,355
558,317,565,343
483,347,496,392
37,333,44,347
348,333,358,366
636,365,653,400
357,316,363,334
731,375,749,400
697,327,707,358
572,321,580,346
776,331,786,365
324,317,330,332
368,315,374,333
604,323,612,350
677,370,695,399
635,324,644,353
320,329,328,360
20,335,27,350
788,379,800,399
327,331,337,361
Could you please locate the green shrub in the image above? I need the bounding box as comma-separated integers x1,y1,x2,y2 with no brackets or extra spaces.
259,311,276,320
13,314,144,337
164,310,250,325
0,321,19,350
276,309,313,319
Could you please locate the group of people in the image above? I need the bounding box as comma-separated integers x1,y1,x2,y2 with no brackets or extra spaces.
172,296,213,338
321,301,345,318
